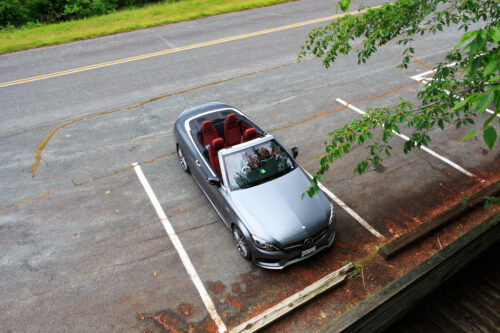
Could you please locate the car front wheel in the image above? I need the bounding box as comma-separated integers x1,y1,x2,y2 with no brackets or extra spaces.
232,226,251,260
177,145,190,173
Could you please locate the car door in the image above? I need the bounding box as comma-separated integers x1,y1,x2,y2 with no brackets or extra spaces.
206,150,233,227
207,182,232,228
189,145,232,228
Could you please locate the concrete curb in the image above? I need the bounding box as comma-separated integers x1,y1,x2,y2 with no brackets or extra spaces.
378,180,500,259
318,212,500,333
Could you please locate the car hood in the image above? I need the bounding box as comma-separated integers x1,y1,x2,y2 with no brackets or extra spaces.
229,168,331,245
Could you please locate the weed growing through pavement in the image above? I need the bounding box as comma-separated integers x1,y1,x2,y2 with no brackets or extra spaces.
349,263,362,281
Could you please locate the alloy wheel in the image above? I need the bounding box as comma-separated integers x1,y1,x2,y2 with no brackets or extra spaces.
233,227,250,259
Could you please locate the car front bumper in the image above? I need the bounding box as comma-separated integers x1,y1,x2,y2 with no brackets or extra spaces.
250,223,336,270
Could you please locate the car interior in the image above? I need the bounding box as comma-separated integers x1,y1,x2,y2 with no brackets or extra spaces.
197,113,261,175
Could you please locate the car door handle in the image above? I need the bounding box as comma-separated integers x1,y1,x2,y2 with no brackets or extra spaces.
195,160,201,167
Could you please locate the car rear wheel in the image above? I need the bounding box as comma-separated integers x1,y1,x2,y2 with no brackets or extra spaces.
177,145,190,173
232,226,251,260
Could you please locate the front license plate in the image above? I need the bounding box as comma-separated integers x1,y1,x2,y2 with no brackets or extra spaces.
301,246,316,257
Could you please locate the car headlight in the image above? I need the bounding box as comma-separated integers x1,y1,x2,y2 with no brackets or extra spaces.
329,203,336,225
251,235,279,251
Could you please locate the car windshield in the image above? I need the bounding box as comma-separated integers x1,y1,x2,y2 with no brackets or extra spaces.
223,139,295,190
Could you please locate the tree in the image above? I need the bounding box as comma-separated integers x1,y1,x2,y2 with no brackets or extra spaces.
299,0,499,200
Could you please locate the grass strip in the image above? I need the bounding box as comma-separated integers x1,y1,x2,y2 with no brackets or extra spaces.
0,0,295,54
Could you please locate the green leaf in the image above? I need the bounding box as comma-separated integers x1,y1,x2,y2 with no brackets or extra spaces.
469,34,486,55
483,110,499,128
489,25,500,43
453,95,474,110
483,59,498,77
483,125,497,150
474,91,494,114
340,0,351,11
461,129,478,141
438,118,444,130
454,30,478,50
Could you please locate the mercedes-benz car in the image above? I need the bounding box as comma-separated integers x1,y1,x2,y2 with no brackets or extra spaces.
173,102,336,269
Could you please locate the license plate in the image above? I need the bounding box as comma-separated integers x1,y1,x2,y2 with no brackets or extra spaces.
301,246,316,257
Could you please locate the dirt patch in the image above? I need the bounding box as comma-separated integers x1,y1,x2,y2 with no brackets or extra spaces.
137,303,216,333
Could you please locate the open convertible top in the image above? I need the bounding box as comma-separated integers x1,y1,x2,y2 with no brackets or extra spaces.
187,107,266,153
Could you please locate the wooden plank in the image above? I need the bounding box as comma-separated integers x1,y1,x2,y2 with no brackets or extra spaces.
378,181,500,259
319,212,500,333
230,262,354,333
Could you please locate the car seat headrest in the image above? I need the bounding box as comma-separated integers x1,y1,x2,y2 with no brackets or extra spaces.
212,137,225,150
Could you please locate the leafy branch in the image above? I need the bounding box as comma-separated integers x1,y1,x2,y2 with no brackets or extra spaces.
300,0,499,198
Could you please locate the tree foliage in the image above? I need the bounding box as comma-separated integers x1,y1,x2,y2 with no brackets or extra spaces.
300,0,499,198
0,0,170,27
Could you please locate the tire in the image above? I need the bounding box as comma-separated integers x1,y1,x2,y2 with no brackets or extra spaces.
232,226,251,260
177,145,190,174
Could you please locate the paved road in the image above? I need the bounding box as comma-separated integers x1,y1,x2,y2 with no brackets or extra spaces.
1,0,498,332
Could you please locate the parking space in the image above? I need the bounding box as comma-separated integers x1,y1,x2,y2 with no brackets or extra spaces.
408,72,500,179
0,169,216,332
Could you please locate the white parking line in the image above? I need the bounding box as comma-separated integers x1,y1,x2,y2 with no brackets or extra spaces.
410,69,437,82
132,163,227,333
336,98,477,178
411,68,497,117
303,170,383,238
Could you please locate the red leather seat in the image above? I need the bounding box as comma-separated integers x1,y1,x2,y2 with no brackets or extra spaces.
200,120,219,146
224,113,242,146
208,138,226,175
241,128,258,143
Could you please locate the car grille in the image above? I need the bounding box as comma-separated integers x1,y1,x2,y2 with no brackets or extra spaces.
281,227,329,251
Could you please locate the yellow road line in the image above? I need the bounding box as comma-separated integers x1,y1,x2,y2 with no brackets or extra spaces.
0,7,378,88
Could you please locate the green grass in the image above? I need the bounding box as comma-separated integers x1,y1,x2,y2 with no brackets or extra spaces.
0,0,295,54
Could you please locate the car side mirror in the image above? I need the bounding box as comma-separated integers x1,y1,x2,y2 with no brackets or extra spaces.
291,147,299,159
207,176,221,187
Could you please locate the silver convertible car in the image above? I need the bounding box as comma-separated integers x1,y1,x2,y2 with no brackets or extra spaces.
173,103,336,269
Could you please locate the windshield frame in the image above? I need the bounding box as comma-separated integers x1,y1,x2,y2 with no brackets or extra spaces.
219,135,297,191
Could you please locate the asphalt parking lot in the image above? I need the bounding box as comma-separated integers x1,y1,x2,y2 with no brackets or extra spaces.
1,1,498,332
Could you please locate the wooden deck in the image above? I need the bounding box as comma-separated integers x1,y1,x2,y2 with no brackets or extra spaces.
386,243,500,333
